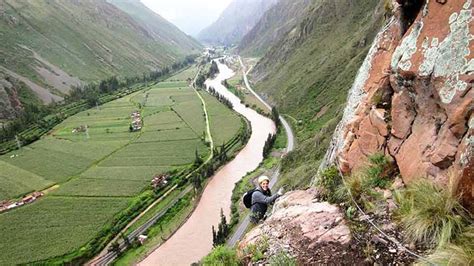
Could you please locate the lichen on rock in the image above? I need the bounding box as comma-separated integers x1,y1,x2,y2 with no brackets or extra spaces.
318,0,473,210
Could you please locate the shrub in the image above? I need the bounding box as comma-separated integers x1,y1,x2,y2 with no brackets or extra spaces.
365,153,392,188
242,237,269,262
395,179,469,248
317,166,345,203
269,250,296,266
202,245,240,266
418,226,474,265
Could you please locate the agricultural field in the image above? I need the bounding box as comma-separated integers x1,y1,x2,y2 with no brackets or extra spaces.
203,93,243,146
0,197,130,264
166,65,199,82
0,66,243,264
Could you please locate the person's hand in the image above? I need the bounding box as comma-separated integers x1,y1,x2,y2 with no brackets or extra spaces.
277,187,284,196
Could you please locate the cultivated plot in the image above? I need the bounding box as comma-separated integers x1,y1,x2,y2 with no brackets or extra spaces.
0,70,243,264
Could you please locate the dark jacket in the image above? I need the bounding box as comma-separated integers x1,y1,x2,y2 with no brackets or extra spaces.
250,186,279,223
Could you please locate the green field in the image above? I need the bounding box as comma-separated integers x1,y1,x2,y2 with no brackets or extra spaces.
203,93,243,145
0,197,129,265
0,68,243,264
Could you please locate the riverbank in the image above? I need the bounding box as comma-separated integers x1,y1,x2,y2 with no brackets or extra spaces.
138,59,276,265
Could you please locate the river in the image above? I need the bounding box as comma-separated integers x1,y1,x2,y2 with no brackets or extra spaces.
139,60,276,265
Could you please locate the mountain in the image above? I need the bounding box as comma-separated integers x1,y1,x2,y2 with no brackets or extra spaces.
234,0,473,263
248,0,386,188
0,0,201,116
238,0,312,57
197,0,278,46
107,0,201,52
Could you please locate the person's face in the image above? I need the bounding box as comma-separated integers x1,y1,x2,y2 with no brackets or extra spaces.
260,180,269,191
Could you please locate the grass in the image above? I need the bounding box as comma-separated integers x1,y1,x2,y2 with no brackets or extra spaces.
419,226,474,265
52,178,148,197
0,72,243,263
317,155,473,264
166,65,199,82
0,160,53,200
394,179,470,249
0,197,129,265
202,93,243,146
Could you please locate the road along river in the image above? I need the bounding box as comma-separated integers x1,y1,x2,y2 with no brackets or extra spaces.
139,60,276,265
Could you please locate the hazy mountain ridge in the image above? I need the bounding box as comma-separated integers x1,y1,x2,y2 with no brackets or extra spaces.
238,0,312,57
197,0,278,46
108,0,201,52
0,0,201,118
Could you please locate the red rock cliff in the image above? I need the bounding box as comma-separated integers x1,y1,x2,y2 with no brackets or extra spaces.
324,0,473,209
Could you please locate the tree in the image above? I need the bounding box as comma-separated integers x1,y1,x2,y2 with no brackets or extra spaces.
109,241,121,255
192,173,202,192
212,208,229,247
212,225,217,245
209,61,219,78
271,107,281,129
121,233,130,247
263,133,276,158
194,149,203,166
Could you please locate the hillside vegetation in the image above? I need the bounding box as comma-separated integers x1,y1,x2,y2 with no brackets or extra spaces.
238,0,312,57
0,0,201,107
197,0,278,46
248,0,386,188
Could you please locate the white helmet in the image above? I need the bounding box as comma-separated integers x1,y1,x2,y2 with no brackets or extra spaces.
258,175,270,184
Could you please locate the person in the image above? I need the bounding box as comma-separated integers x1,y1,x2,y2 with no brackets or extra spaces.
250,175,284,224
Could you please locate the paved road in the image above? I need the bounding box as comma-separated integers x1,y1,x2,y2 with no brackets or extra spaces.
227,57,295,247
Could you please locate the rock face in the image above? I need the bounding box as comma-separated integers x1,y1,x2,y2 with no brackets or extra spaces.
0,74,24,120
239,189,365,264
321,0,473,209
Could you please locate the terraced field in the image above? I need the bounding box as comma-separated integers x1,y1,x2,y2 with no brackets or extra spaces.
0,66,243,264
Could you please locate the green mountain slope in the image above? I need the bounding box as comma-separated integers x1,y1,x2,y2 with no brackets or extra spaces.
0,0,201,106
238,0,312,57
249,0,386,188
108,0,201,52
197,0,278,46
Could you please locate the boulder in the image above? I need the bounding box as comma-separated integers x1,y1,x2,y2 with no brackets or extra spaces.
239,189,365,264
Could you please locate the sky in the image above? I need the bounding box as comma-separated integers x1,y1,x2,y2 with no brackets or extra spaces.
141,0,233,37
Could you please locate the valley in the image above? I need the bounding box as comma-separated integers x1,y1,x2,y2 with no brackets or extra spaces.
0,0,472,264
0,65,244,264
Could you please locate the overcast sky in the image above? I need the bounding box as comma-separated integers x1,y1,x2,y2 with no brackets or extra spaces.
141,0,232,37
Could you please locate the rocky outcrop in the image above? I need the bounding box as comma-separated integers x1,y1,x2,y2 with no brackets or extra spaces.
239,189,366,264
320,0,473,209
0,74,24,120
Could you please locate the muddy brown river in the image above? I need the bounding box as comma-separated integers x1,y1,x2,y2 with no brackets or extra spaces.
139,60,276,265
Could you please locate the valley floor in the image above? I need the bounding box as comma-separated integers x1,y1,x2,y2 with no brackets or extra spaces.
0,65,242,264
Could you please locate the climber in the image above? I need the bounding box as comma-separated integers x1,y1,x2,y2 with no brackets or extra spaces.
249,175,284,224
